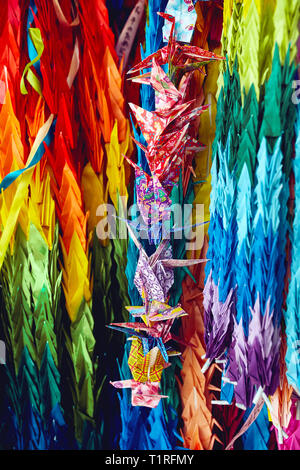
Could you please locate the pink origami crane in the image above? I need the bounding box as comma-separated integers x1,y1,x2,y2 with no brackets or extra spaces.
127,13,224,86
110,380,168,408
128,59,207,189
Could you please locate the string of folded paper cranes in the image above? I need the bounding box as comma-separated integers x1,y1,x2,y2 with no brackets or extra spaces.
109,11,224,401
203,0,300,450
108,0,300,451
0,0,132,449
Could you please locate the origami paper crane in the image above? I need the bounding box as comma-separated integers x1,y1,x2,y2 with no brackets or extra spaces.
110,379,168,408
162,0,197,44
126,300,187,323
108,317,181,363
129,56,190,109
133,238,206,303
127,337,171,380
128,13,224,86
124,155,172,232
128,58,208,186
